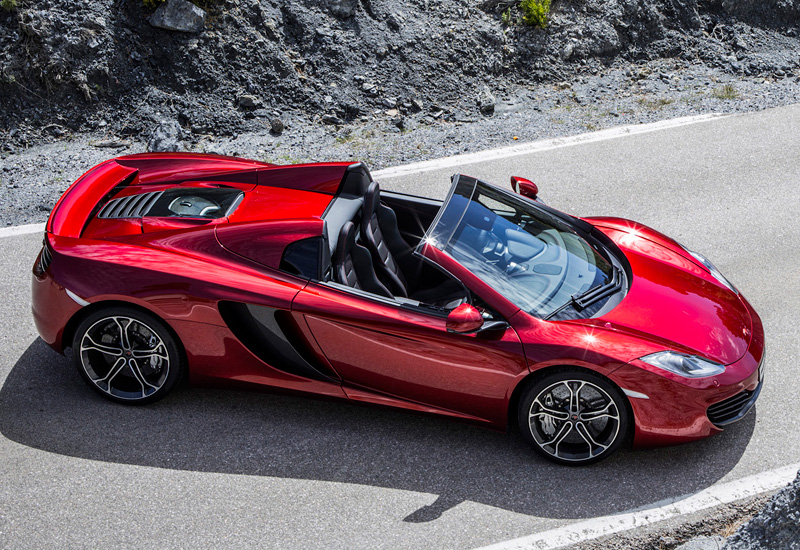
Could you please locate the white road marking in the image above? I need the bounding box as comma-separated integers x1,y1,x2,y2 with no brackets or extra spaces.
475,462,800,550
373,114,726,179
0,223,45,239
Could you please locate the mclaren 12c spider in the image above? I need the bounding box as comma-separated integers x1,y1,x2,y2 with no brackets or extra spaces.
32,153,764,465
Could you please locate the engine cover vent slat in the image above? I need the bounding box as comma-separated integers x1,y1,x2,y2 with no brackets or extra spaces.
98,191,163,219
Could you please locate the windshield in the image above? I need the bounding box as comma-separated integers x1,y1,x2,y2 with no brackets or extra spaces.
421,175,616,319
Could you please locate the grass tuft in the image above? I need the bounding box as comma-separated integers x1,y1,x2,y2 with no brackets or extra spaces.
712,84,739,100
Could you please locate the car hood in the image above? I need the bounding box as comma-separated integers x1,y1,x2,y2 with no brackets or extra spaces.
593,224,751,365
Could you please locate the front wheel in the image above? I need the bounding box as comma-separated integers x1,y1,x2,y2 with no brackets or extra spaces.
518,370,630,465
72,307,183,404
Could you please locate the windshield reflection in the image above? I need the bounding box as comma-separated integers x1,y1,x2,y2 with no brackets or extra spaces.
422,175,614,319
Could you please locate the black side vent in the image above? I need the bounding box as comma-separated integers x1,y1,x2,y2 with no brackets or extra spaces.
707,389,756,427
218,301,340,383
98,191,164,219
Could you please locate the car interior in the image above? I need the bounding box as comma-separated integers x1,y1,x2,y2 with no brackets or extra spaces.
320,164,469,311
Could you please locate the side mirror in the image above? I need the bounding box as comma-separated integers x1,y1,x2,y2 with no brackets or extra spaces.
510,176,539,200
446,303,484,334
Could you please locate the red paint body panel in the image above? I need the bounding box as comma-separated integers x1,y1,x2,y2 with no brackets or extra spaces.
216,219,324,270
141,218,220,234
294,282,528,427
227,186,333,224
115,152,270,185
169,319,347,398
31,254,82,353
47,160,138,237
257,163,351,194
596,225,751,365
82,218,143,240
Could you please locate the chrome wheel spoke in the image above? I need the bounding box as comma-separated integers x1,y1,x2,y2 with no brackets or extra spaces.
92,357,127,395
81,335,123,357
112,317,131,350
580,402,618,422
568,381,585,413
575,422,608,457
542,421,573,448
127,358,159,395
531,398,570,421
131,346,168,361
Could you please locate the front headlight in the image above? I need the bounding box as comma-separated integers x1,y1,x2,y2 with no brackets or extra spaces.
640,351,726,378
687,250,738,294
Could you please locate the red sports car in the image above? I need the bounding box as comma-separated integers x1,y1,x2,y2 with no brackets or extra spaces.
32,153,764,465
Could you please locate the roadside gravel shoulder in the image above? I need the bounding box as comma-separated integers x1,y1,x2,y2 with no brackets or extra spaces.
2,62,800,227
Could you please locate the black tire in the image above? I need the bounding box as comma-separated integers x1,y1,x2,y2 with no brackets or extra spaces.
71,306,183,405
518,369,630,466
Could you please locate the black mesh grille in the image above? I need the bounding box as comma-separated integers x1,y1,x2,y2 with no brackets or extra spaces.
707,389,755,427
98,191,163,219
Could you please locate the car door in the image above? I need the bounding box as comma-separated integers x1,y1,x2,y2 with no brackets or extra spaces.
292,280,528,427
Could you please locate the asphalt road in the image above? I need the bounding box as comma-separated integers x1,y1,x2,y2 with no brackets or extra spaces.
1,105,798,549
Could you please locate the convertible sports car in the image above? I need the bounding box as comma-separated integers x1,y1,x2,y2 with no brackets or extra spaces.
32,153,764,465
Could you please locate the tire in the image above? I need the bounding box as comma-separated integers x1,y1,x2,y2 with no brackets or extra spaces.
72,306,183,404
518,369,630,466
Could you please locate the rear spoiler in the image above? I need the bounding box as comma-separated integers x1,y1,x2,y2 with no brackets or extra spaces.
47,160,139,237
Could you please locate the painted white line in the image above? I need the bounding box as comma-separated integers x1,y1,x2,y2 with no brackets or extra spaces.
0,222,45,239
373,114,726,179
476,462,800,550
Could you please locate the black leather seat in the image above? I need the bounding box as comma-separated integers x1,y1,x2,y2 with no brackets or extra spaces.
332,221,393,299
360,181,467,307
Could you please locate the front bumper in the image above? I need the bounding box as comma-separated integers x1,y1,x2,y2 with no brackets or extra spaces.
610,298,765,448
707,355,764,427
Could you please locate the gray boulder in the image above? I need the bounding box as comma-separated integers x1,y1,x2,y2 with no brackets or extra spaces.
147,121,184,152
477,86,496,115
149,0,206,33
328,0,358,19
723,470,800,550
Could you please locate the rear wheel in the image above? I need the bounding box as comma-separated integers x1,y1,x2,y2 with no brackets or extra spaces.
518,370,630,465
72,307,183,404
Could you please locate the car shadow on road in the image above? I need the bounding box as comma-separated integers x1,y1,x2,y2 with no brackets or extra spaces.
1,339,757,522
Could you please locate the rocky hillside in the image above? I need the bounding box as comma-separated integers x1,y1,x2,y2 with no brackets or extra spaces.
1,0,799,149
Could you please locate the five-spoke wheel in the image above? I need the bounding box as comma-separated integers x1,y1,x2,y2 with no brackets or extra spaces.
519,370,630,465
72,307,183,404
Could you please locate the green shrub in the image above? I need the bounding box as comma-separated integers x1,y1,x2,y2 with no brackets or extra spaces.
520,0,551,28
1,0,18,12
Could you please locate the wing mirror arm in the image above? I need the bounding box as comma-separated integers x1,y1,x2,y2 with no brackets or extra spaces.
476,319,510,333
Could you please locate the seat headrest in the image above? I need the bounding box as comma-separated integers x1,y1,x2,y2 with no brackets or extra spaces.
335,221,356,263
364,180,381,215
